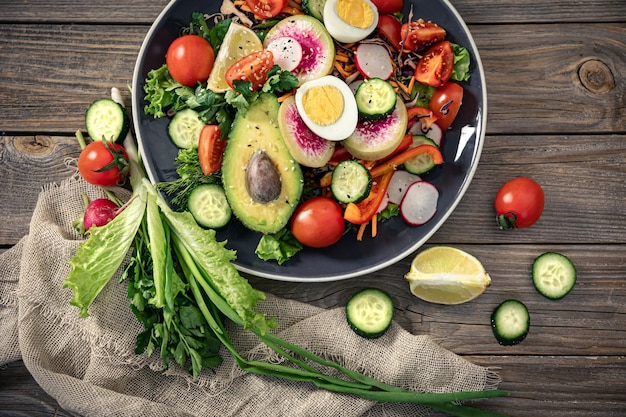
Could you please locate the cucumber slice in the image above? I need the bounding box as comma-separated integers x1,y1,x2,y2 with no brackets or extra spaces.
404,135,437,175
331,160,372,204
346,288,394,339
355,78,397,120
491,299,529,346
85,98,129,143
187,184,232,229
532,252,577,300
302,0,326,21
167,108,204,149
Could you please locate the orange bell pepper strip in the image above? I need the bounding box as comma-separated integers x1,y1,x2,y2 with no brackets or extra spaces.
407,106,438,130
369,144,443,179
344,170,394,225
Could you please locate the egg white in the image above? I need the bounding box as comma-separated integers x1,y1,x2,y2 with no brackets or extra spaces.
323,0,379,44
295,76,358,141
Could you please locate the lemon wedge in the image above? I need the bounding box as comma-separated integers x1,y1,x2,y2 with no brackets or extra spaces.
206,22,263,93
405,246,491,305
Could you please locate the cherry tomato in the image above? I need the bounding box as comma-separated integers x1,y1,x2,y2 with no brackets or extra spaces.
429,81,463,130
494,177,545,230
225,50,274,92
376,14,402,50
245,0,286,19
400,19,446,52
78,140,129,186
291,197,345,248
198,125,226,176
414,41,454,87
371,0,404,15
166,35,215,87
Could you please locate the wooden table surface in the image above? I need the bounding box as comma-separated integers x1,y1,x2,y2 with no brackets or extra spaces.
1,0,625,416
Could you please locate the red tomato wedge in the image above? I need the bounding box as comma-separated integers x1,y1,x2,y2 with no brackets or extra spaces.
414,41,454,87
225,50,274,92
429,81,463,130
371,0,404,14
245,0,286,19
197,125,226,176
400,19,446,52
376,14,402,50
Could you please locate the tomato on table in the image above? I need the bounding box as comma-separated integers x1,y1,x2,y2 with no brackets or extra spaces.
291,197,345,248
400,19,446,52
166,35,215,87
245,0,286,19
429,81,463,130
414,41,454,87
197,125,226,176
376,14,402,50
78,140,129,186
225,50,274,92
371,0,404,15
494,177,545,229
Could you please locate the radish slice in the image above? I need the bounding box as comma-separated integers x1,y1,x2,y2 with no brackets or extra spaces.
265,36,303,72
387,170,422,204
377,192,390,213
409,118,443,146
400,181,439,226
348,79,364,95
354,43,393,80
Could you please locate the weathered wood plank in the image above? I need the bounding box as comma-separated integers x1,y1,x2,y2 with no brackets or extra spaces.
0,23,624,135
3,133,623,246
0,0,623,24
2,356,625,417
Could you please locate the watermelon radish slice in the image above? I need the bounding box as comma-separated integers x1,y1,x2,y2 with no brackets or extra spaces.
342,98,408,161
400,181,439,226
265,36,303,72
354,43,394,80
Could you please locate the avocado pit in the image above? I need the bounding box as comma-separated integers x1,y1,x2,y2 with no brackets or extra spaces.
246,149,282,203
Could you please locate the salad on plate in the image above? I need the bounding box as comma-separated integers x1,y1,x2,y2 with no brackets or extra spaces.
140,0,473,266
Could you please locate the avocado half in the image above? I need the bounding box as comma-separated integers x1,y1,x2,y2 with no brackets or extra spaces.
222,93,304,234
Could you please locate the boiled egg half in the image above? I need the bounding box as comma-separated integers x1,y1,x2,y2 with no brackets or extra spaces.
295,75,358,141
323,0,379,43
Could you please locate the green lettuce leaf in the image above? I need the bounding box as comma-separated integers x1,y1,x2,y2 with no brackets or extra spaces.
63,184,148,318
451,43,471,82
255,229,303,265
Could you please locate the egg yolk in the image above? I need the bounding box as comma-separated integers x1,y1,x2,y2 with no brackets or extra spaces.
302,85,345,126
336,0,375,29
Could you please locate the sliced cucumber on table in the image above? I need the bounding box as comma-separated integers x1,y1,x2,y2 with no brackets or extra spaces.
491,299,530,346
346,288,394,339
532,252,577,300
85,98,129,142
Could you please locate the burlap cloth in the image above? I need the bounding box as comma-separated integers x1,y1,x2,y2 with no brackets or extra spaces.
0,176,500,417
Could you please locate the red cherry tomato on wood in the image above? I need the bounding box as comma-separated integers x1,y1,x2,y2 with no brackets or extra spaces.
371,0,404,16
494,177,545,229
166,35,215,87
400,19,446,52
198,125,226,176
414,41,454,87
376,14,402,50
429,81,463,130
291,196,345,248
225,50,274,92
78,140,129,186
245,0,286,19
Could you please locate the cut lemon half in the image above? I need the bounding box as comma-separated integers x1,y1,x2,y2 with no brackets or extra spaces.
405,246,491,305
206,22,263,93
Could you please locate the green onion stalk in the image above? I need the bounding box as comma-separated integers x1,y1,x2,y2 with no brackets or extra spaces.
62,88,510,417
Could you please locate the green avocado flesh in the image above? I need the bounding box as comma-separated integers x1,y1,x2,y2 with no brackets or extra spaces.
222,93,304,234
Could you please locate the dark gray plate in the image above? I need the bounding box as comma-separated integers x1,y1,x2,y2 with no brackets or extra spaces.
131,0,486,282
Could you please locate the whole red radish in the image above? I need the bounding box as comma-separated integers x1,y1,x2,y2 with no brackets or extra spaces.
84,198,119,231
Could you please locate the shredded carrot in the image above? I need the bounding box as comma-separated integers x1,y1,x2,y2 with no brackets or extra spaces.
335,53,351,63
239,4,252,13
406,76,416,95
371,214,378,238
277,90,295,102
320,172,332,188
395,79,412,95
234,0,245,5
281,6,303,15
356,222,368,241
334,61,353,79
